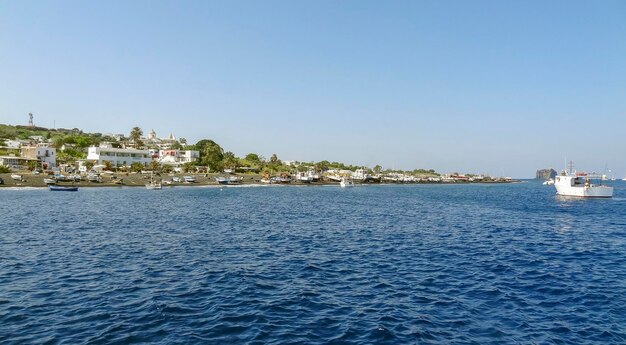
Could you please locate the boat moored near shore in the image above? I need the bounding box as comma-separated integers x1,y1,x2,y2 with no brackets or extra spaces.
49,185,78,191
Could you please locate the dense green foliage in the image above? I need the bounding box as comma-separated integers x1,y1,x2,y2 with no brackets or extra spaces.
195,139,224,172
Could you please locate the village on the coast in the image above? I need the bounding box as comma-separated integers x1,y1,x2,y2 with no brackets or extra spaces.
0,116,515,188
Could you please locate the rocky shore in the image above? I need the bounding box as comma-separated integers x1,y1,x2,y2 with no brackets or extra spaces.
0,172,519,188
0,172,265,188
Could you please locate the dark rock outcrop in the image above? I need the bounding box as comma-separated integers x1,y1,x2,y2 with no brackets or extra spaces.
536,168,557,180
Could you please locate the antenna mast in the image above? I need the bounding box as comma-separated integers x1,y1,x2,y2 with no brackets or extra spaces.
28,113,34,127
567,160,574,174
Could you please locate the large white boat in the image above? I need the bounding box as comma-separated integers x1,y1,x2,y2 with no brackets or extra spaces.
554,174,613,198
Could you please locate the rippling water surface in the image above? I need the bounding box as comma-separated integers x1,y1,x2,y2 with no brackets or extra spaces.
1,182,626,344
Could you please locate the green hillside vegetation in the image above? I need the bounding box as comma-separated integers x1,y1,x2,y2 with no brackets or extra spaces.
0,123,439,176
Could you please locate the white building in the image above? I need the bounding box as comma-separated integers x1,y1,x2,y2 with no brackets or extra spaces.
20,146,56,169
87,146,151,167
3,140,23,149
158,149,200,166
283,160,299,166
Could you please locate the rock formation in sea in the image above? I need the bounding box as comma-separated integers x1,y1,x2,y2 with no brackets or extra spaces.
535,168,557,180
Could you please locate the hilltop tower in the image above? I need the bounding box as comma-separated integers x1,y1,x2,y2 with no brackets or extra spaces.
28,113,34,127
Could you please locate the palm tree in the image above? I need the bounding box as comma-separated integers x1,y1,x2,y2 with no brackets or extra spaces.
129,127,143,148
149,160,161,172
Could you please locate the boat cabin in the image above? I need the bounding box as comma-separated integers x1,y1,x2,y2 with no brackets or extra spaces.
555,175,590,187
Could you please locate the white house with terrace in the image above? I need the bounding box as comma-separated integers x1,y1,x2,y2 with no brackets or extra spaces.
20,146,57,169
87,145,152,167
158,149,200,166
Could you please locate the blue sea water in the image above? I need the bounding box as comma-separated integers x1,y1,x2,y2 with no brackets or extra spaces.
1,181,626,344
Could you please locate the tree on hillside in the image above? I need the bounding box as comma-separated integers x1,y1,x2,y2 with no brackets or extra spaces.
195,139,224,172
52,136,65,149
315,160,330,172
373,165,383,174
245,153,260,163
129,127,143,148
169,141,183,150
270,154,279,164
222,151,238,170
74,135,92,148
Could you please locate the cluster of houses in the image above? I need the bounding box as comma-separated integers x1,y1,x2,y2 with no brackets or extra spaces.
0,130,200,172
2,127,511,182
0,145,57,170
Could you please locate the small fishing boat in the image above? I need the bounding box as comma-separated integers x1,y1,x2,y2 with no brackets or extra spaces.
145,174,162,190
554,161,613,198
340,177,354,188
49,185,78,191
87,174,102,183
273,176,291,184
183,176,196,183
215,176,229,185
145,181,162,190
229,176,242,184
54,174,68,181
216,176,243,185
43,178,57,185
11,174,22,181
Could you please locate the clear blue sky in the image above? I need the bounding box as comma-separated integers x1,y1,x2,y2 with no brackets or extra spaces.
1,0,625,177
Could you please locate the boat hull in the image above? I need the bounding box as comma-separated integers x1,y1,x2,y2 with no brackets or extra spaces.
555,185,613,198
49,186,78,191
554,174,613,198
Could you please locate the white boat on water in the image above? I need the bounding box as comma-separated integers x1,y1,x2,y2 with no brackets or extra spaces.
145,181,162,190
542,179,554,185
554,173,613,198
340,177,354,188
146,173,162,190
